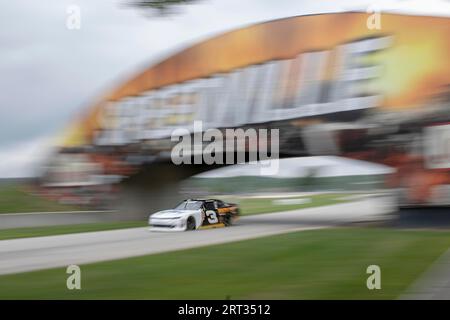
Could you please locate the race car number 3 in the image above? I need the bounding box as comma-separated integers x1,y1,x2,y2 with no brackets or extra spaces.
205,210,219,224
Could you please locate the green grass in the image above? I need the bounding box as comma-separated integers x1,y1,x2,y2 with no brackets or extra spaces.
1,227,450,299
0,221,147,241
227,193,351,216
0,185,80,214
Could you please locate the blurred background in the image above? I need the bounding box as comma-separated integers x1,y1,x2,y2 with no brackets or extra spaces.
1,0,450,300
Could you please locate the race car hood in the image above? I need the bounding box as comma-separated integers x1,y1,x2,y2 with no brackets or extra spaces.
151,209,200,219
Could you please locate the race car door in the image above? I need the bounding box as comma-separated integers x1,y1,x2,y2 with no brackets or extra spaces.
202,201,220,226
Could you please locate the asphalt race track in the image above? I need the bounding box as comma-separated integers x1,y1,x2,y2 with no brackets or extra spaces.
0,197,391,275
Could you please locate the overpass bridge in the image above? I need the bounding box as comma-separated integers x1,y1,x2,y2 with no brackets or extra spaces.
39,12,450,217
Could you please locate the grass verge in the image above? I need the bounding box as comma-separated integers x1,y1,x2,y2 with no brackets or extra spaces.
229,193,352,216
0,185,80,214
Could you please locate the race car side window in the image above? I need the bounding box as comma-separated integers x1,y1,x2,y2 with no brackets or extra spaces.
204,201,215,210
215,200,226,208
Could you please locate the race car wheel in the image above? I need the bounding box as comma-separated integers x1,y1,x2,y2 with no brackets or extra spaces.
224,214,233,226
186,216,196,231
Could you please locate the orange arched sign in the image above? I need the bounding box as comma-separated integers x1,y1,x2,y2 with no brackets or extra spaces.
60,12,450,148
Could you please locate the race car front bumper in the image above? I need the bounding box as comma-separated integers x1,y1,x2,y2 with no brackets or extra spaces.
148,217,187,232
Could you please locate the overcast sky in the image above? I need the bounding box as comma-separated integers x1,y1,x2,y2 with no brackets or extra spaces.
0,0,449,178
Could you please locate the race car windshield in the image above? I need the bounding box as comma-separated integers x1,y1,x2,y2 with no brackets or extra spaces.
174,201,202,210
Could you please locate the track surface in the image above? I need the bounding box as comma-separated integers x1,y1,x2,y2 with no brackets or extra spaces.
0,198,389,275
401,248,450,299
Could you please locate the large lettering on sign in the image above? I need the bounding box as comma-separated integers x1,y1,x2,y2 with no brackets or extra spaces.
58,13,450,149
94,36,392,146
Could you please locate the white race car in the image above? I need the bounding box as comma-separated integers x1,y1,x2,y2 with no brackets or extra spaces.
148,199,240,231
